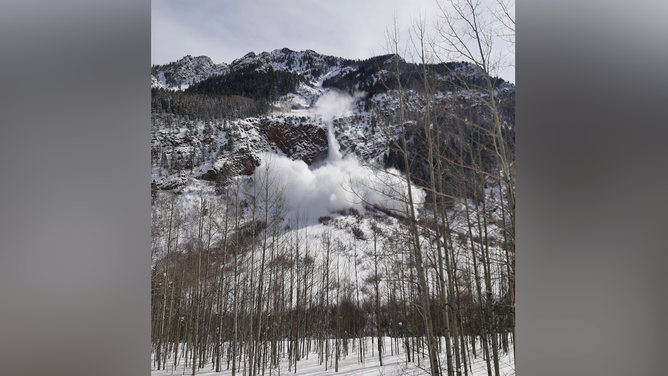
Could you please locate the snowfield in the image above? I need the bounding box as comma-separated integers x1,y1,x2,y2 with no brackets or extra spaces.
151,336,515,376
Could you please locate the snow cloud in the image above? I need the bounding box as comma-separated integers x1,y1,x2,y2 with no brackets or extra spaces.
255,89,424,224
256,152,424,224
310,89,358,121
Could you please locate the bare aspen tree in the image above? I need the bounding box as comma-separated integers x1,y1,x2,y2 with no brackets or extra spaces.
191,196,208,376
408,14,460,376
371,223,383,366
231,178,243,376
386,16,442,376
431,1,515,372
319,227,333,370
435,0,515,239
215,185,233,372
250,155,287,376
155,195,177,370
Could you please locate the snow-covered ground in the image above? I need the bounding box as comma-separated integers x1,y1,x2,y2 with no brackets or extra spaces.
151,336,515,376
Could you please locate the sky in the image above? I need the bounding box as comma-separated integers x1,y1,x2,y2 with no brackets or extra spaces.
152,0,515,83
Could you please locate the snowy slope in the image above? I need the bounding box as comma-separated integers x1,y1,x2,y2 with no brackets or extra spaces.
150,48,515,376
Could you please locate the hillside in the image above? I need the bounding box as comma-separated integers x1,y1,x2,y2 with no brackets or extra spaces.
150,48,515,376
151,48,514,195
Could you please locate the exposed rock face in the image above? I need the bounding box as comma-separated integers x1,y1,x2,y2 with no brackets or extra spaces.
196,151,261,183
195,169,218,182
261,119,328,165
152,55,229,90
234,150,261,176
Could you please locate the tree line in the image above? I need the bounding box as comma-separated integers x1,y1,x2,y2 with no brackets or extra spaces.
186,64,303,104
151,88,269,120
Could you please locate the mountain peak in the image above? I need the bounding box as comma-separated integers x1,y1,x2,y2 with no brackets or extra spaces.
151,54,228,90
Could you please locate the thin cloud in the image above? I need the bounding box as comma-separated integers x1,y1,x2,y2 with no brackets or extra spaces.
151,0,514,83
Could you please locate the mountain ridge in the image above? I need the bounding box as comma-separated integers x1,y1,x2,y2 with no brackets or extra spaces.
151,48,515,201
151,48,511,92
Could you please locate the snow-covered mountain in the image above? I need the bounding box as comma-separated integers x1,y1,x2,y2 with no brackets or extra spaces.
150,48,516,280
151,48,344,91
150,49,515,376
152,47,512,91
151,55,229,90
229,48,344,82
151,48,514,195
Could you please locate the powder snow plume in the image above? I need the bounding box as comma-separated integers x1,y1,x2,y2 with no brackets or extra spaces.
255,90,425,224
